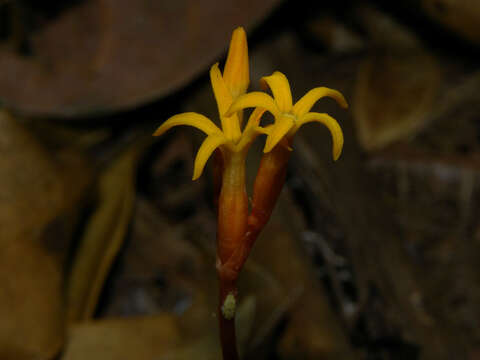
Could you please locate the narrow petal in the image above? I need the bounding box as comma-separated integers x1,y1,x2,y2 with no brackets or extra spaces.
260,124,274,135
292,87,348,118
297,112,344,161
233,109,271,152
260,71,293,113
193,134,228,180
210,63,233,116
223,27,249,98
210,63,241,140
264,115,295,153
226,92,280,118
244,107,267,133
234,125,268,151
153,112,221,137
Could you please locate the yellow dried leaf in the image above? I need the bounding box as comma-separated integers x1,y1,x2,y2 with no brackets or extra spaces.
353,51,440,150
66,142,147,323
0,110,92,359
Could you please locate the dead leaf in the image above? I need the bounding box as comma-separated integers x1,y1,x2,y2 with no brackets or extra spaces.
162,297,256,360
0,0,280,118
422,0,480,45
66,140,147,323
62,315,182,360
0,110,92,359
62,297,255,360
353,50,440,151
351,5,442,151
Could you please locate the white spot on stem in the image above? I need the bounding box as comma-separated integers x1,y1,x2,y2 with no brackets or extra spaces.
221,292,236,320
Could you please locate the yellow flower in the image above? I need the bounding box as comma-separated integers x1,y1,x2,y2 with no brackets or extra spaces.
226,71,348,160
153,27,267,180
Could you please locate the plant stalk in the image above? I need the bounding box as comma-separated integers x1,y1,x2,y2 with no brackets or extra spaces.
216,151,247,360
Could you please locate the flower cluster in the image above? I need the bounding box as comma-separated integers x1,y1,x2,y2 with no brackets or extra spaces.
154,27,347,181
153,26,347,359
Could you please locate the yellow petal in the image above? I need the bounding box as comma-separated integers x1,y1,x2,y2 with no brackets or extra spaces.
210,63,233,116
226,92,280,118
260,71,293,113
297,112,344,161
210,63,241,141
263,115,295,153
234,125,267,151
153,112,222,137
193,134,228,180
244,107,267,133
223,27,249,98
233,108,269,152
260,124,274,135
292,87,348,118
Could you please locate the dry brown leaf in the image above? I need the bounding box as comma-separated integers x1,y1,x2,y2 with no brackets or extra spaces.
62,315,182,360
163,297,256,360
422,0,480,45
0,0,280,118
351,5,442,151
0,110,92,359
353,50,440,151
62,298,255,360
66,141,147,323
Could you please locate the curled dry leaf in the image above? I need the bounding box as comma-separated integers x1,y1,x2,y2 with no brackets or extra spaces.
353,50,441,151
0,110,92,359
351,5,442,151
66,140,148,323
0,0,280,118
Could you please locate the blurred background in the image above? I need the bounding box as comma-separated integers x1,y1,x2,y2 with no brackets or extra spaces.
1,0,479,359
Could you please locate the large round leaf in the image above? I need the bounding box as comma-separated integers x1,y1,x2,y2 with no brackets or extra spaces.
0,0,279,118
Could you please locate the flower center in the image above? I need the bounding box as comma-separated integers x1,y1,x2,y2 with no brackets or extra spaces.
282,113,296,120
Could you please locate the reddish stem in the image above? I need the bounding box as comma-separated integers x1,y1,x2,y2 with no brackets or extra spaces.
218,273,239,360
221,145,291,277
216,152,247,360
215,144,291,360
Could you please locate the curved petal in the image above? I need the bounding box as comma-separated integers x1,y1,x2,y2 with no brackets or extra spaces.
223,27,249,98
244,107,267,133
153,112,221,137
264,115,295,153
292,87,348,118
260,124,274,135
260,71,293,113
297,112,344,161
210,63,240,140
193,134,228,180
226,92,280,118
210,63,233,115
234,125,267,152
